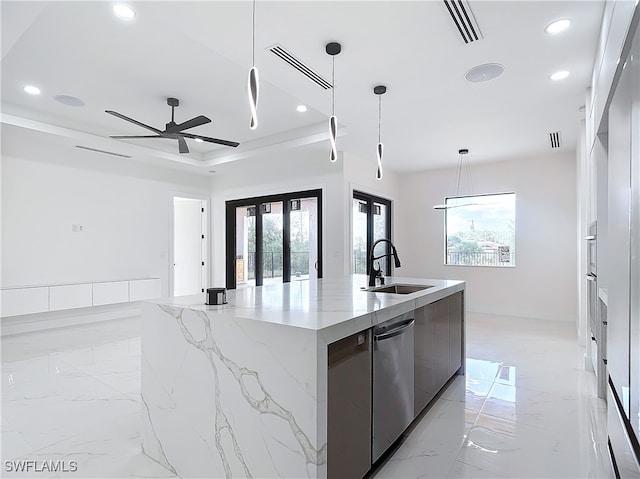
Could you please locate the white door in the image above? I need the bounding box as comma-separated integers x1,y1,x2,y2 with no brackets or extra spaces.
173,197,205,296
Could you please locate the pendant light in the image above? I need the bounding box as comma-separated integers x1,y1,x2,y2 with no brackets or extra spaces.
433,149,479,209
326,42,341,162
374,85,386,180
248,0,259,130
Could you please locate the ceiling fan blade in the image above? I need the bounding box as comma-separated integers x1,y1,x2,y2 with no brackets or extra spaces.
181,132,240,148
110,135,164,139
165,115,211,133
105,110,163,134
177,136,189,154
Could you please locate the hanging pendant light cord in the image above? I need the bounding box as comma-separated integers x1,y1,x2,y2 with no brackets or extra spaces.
378,95,382,143
252,0,256,66
452,152,474,198
331,56,335,116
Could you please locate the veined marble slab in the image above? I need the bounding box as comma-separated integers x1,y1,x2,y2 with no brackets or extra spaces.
141,275,464,478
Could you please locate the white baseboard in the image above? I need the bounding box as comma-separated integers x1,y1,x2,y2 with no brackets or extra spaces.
467,306,576,322
1,303,142,336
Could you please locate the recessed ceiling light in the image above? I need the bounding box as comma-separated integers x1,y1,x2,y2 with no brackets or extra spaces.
54,94,85,107
545,19,571,34
113,4,135,20
23,85,41,95
296,105,308,113
550,70,570,81
465,63,504,83
195,138,204,143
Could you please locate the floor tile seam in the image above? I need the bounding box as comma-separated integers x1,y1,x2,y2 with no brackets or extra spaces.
449,457,509,478
487,382,587,399
449,372,499,460
470,408,588,439
1,355,98,386
4,421,102,459
54,357,142,402
8,409,145,461
0,429,39,461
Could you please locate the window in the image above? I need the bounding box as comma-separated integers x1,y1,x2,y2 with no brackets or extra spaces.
225,190,322,289
445,192,515,267
352,191,392,275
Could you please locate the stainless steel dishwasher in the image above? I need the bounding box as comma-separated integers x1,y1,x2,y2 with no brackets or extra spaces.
372,312,415,462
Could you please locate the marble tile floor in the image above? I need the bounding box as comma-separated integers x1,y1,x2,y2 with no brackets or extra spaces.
1,312,612,478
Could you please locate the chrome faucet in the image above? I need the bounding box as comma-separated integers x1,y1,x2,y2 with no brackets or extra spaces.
368,238,401,287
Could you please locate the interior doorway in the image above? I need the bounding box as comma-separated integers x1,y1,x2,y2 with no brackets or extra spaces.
172,195,208,296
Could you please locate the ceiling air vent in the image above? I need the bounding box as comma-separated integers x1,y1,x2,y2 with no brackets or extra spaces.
443,0,483,44
268,44,333,90
75,145,131,158
549,131,562,149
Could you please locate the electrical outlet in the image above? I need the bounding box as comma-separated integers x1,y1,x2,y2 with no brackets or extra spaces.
78,225,84,232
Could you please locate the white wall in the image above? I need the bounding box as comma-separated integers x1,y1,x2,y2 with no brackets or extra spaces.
1,138,210,297
577,120,589,346
396,152,578,322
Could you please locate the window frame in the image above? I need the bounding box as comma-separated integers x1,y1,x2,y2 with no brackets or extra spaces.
353,190,392,275
225,189,323,289
443,191,516,268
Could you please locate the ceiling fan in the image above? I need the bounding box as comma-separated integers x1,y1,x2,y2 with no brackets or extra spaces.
106,97,239,154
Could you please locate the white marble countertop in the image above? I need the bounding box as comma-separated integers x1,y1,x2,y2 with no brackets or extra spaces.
143,275,465,477
153,275,465,343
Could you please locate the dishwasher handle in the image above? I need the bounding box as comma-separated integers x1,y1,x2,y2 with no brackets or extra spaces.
374,319,415,341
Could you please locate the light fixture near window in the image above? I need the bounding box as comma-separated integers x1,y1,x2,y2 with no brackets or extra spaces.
433,148,480,210
248,0,259,130
374,85,386,180
326,42,341,162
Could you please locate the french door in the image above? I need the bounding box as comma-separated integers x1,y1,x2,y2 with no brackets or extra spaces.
226,190,322,289
352,191,392,276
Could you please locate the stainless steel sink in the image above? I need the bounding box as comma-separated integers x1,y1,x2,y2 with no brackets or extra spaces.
367,283,433,294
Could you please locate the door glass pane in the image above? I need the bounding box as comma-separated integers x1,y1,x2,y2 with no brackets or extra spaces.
290,198,318,281
262,201,283,285
353,199,368,274
373,201,390,276
235,205,256,289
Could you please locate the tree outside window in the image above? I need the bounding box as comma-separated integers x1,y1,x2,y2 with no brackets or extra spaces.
445,193,515,267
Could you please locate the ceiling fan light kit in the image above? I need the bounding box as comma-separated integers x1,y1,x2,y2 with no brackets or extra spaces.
106,97,239,154
326,41,341,163
374,85,386,180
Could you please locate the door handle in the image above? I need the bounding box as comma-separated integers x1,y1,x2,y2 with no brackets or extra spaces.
314,260,319,271
374,319,415,341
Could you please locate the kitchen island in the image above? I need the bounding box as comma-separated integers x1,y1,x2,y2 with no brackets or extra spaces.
141,275,464,478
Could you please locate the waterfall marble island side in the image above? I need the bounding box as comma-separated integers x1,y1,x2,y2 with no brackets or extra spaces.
141,275,465,479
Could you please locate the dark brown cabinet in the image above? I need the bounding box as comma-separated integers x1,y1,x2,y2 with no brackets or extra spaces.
413,303,435,416
414,292,464,418
327,330,371,479
433,297,451,389
449,292,463,376
328,290,464,478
